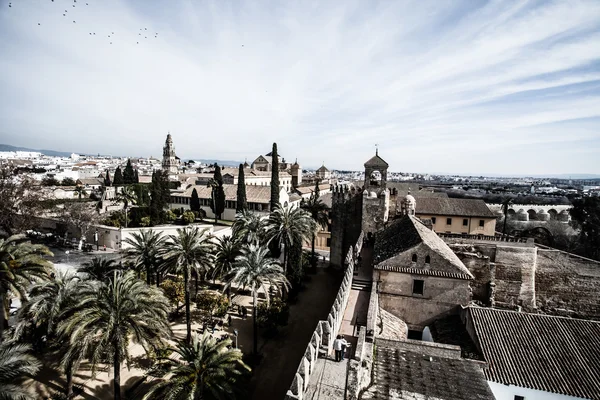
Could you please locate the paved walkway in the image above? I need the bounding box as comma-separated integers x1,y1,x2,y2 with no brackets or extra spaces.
250,263,342,400
304,246,374,400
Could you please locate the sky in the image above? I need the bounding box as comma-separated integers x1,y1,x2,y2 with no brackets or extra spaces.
1,0,600,175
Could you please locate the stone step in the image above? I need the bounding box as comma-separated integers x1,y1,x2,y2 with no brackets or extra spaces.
351,279,372,291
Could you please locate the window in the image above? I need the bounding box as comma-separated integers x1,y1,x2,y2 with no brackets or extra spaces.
446,218,452,225
479,219,485,227
514,396,525,400
407,330,422,340
412,254,418,263
412,279,424,295
431,217,436,224
463,219,468,226
326,237,331,247
425,255,431,264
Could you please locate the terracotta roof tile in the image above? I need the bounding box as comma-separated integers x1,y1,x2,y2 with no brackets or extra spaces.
374,216,473,278
468,306,600,399
364,341,494,400
173,184,271,204
416,198,496,218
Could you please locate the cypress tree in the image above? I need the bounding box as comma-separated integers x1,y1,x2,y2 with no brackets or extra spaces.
113,166,124,186
236,163,247,212
123,159,135,184
270,142,280,211
149,170,170,225
313,179,320,198
104,169,112,186
190,188,200,213
210,164,226,222
134,169,139,183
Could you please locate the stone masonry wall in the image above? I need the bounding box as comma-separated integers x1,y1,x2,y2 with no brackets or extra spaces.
285,232,364,400
535,249,600,319
449,241,600,319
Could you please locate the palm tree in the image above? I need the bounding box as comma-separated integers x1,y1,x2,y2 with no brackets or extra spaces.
123,230,167,286
0,341,41,400
267,204,316,274
161,227,214,344
113,185,137,228
14,270,85,397
225,245,289,354
301,194,329,267
58,271,171,400
232,209,269,246
212,236,242,302
78,256,121,281
143,333,250,400
0,235,52,341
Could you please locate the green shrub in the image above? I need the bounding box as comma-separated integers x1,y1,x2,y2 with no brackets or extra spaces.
165,209,177,222
257,299,289,335
182,211,195,224
160,278,185,309
196,291,229,320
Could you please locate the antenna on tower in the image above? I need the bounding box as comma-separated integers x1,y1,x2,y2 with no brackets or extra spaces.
375,143,379,156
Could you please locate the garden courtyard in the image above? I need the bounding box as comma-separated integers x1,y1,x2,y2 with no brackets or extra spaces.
22,249,341,400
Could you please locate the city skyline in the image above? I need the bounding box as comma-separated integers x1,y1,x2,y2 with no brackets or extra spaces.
1,0,600,175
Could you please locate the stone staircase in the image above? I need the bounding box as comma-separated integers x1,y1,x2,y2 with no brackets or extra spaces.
351,278,372,292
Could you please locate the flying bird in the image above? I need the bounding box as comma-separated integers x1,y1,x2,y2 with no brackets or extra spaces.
73,20,76,23
38,23,41,25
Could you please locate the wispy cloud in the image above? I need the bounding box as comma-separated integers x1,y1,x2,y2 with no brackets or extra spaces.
0,0,599,174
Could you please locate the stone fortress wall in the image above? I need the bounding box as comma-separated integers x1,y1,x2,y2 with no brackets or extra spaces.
330,184,363,269
448,239,600,319
285,232,364,400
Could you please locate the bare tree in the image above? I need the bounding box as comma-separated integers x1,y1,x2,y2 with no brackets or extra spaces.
0,166,43,236
58,202,100,250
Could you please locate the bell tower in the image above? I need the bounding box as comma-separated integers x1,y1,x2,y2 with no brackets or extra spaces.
162,133,179,176
361,149,390,236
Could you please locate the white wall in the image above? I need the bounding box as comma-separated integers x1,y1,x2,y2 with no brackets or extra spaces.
86,223,215,250
488,381,587,400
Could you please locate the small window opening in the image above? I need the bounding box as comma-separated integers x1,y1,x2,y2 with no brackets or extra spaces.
463,219,468,226
446,218,452,225
412,254,418,263
479,219,485,227
425,255,431,264
413,279,424,295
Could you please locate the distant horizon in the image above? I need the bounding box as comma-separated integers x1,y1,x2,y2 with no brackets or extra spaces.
2,142,599,181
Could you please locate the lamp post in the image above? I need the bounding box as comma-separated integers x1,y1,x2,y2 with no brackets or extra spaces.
233,329,238,349
94,229,99,251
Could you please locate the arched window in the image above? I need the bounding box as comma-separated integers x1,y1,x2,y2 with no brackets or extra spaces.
412,254,417,263
425,255,431,264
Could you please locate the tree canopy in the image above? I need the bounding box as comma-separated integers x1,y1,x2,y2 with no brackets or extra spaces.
123,159,136,184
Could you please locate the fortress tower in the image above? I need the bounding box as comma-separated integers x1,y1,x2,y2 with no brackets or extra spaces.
361,150,390,236
162,133,180,176
291,159,302,189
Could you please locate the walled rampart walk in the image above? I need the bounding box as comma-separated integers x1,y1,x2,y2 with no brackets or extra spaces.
285,231,364,400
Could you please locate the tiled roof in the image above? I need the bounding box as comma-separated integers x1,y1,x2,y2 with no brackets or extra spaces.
172,184,271,204
316,165,329,172
416,197,496,218
362,342,494,400
295,184,330,195
376,265,472,280
364,153,389,168
320,193,332,208
374,216,473,278
467,306,600,399
288,193,302,202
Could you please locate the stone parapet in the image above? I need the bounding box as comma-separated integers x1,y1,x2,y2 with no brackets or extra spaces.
285,233,361,400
